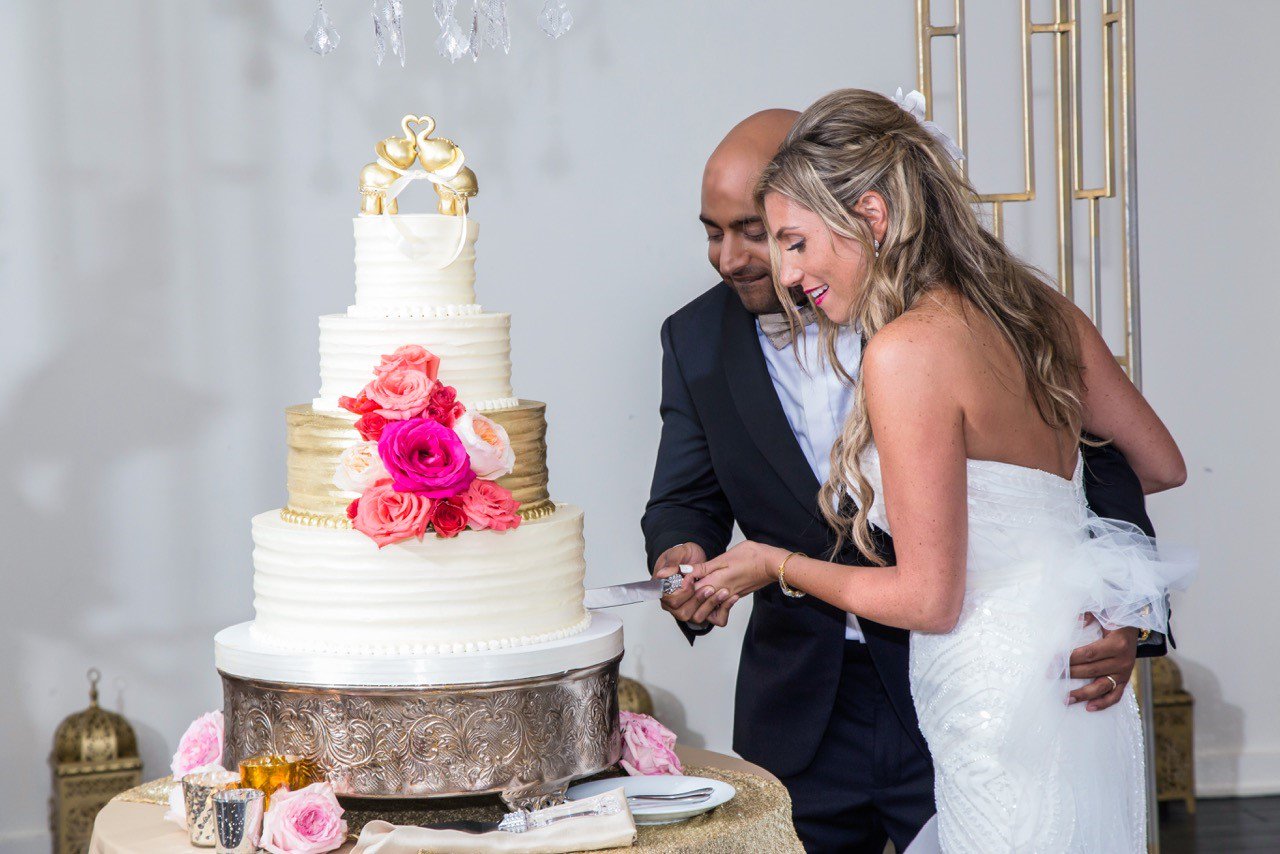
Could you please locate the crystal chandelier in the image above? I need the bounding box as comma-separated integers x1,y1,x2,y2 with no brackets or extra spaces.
304,0,573,65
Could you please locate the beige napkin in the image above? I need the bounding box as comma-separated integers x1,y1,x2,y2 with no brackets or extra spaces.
350,788,636,854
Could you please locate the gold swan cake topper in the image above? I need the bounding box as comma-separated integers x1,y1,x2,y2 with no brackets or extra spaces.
358,114,479,217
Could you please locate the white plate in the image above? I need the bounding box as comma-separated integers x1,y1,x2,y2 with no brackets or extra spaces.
566,774,736,826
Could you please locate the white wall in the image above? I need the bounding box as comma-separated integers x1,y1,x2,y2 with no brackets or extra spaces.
1,1,1274,849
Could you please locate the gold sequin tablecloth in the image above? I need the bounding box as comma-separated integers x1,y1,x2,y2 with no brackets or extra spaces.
92,747,802,854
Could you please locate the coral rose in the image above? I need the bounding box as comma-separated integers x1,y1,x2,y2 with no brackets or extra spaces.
337,390,378,416
350,478,432,548
170,711,224,778
332,441,387,493
354,412,388,441
260,782,348,854
374,344,439,383
377,418,476,498
430,497,469,538
425,384,466,427
619,711,683,777
365,368,434,420
452,411,516,480
461,480,522,532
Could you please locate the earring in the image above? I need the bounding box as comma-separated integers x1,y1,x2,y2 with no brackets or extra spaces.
873,238,880,258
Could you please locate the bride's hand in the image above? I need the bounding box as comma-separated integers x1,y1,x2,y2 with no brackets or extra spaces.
689,541,788,600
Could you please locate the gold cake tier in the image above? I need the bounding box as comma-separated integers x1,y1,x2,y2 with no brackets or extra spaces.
283,402,552,526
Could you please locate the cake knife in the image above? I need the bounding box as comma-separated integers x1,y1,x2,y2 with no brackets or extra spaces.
583,565,693,609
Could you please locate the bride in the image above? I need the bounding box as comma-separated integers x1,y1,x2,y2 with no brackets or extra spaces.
679,88,1195,852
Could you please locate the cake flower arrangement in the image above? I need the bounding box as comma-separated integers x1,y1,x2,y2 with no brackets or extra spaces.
336,344,521,547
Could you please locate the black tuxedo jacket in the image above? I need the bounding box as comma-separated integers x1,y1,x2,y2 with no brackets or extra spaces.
641,282,1167,778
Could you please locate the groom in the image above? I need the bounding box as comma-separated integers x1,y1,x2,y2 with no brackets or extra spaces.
641,109,1168,853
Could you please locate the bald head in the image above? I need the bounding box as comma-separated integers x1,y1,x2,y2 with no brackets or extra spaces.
700,109,799,314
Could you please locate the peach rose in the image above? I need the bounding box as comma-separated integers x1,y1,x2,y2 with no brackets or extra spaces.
452,411,515,480
332,442,387,493
350,478,433,548
170,711,224,778
374,344,439,383
461,480,522,532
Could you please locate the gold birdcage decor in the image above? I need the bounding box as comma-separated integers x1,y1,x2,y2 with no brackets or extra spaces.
49,668,143,854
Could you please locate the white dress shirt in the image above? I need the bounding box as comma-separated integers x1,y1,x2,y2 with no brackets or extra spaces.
756,316,866,642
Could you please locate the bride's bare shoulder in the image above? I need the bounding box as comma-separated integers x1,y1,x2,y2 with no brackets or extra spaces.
862,292,973,386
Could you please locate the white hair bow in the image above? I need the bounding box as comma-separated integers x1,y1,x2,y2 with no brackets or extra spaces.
891,87,966,163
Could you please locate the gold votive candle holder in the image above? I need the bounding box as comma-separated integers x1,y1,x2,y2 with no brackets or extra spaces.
182,769,242,847
237,754,312,808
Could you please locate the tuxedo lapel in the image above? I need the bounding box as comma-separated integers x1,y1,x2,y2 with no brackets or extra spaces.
720,295,823,519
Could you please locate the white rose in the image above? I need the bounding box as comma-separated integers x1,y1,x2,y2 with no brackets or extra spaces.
452,411,515,480
333,441,388,493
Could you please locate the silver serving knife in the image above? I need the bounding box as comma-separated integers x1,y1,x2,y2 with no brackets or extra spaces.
583,565,692,609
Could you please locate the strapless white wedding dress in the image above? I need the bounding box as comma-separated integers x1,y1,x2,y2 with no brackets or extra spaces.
860,446,1195,853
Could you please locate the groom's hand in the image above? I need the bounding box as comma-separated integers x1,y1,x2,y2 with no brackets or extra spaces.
1068,618,1140,712
654,542,736,628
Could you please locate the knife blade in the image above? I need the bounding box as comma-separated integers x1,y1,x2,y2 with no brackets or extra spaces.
583,565,693,609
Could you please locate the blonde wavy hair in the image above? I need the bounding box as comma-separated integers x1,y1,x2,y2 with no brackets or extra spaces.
754,88,1085,563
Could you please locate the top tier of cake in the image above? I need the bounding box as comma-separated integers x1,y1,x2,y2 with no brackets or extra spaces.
314,214,517,413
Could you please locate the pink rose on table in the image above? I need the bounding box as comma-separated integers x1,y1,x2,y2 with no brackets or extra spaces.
619,711,683,777
170,711,224,778
461,480,521,531
374,344,439,383
350,478,432,548
430,497,469,538
260,782,348,854
452,411,516,480
378,418,476,498
365,368,434,420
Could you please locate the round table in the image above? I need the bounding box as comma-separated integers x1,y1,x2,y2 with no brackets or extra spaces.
90,746,802,854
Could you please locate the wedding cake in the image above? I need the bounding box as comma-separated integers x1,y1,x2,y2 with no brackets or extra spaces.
214,115,622,802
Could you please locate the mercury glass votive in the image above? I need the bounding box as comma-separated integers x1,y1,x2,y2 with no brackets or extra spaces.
213,788,265,854
237,753,311,808
182,770,242,847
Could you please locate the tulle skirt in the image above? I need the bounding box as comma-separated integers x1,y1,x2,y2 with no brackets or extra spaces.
905,514,1196,853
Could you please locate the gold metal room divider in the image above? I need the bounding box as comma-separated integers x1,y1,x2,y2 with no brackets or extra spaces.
914,0,1159,848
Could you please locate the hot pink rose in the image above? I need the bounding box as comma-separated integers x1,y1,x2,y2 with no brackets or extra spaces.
377,418,476,498
374,344,440,383
260,782,348,854
351,478,432,548
461,480,522,532
170,711,224,778
365,368,434,420
619,711,683,777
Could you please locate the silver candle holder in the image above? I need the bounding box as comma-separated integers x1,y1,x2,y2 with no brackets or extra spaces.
182,770,241,847
213,788,265,854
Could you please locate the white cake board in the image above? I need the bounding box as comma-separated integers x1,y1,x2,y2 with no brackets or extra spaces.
214,611,623,687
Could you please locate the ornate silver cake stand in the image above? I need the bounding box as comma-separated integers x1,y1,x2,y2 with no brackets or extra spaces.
213,614,624,809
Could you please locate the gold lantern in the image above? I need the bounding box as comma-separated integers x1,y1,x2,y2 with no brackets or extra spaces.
1151,656,1196,813
49,669,143,854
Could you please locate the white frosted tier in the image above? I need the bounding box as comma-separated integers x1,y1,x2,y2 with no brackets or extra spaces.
250,504,588,656
314,312,516,412
351,214,479,315
216,613,622,687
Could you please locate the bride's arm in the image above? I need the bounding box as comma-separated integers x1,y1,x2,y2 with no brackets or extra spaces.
689,323,971,633
1065,299,1186,494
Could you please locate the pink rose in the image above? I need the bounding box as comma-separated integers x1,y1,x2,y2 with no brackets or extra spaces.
337,390,378,416
354,412,388,442
351,478,432,548
260,782,348,854
365,368,434,420
170,711,224,778
374,344,439,383
378,418,476,498
452,411,516,480
619,711,683,777
461,480,522,532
